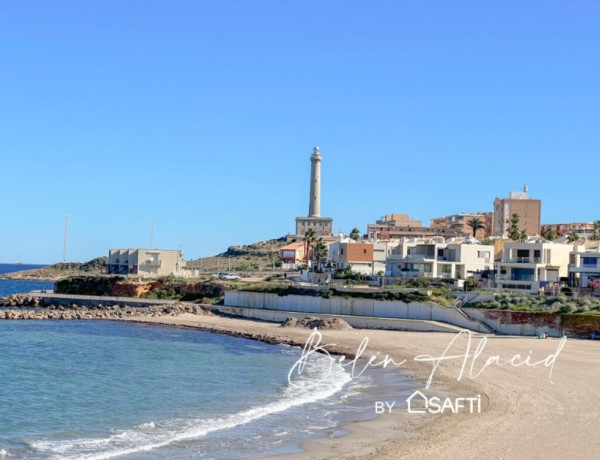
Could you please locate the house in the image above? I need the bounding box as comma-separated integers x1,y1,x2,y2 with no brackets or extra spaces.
328,239,375,275
385,238,494,280
495,240,573,292
106,249,185,278
568,241,600,288
278,242,306,269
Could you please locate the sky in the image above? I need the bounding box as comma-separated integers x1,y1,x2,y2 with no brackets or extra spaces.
1,1,599,263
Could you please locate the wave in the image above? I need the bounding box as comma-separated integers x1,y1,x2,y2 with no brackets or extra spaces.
29,352,351,460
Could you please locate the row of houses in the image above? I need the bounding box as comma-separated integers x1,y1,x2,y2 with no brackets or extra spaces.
279,237,600,293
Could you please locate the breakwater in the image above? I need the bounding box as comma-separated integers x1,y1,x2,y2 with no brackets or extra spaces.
0,293,212,320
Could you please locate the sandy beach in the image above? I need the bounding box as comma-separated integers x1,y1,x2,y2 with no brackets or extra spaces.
120,313,600,459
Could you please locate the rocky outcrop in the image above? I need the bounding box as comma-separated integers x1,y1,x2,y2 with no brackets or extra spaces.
0,301,213,320
281,316,353,330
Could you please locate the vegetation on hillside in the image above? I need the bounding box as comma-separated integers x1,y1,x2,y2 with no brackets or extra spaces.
185,237,289,272
464,293,600,314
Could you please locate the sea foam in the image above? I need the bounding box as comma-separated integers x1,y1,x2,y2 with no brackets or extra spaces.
30,351,351,460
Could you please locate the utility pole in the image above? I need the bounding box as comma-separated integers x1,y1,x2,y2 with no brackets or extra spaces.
63,215,68,263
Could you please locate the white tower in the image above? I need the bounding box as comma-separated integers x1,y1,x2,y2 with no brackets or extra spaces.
308,145,322,217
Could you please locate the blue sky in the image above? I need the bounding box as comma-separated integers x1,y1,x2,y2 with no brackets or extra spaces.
1,1,599,263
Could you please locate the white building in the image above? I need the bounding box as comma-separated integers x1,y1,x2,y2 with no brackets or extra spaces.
495,240,573,292
107,249,185,278
385,238,493,280
569,242,600,288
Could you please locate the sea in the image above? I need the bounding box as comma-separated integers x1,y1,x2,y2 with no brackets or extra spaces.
0,263,414,459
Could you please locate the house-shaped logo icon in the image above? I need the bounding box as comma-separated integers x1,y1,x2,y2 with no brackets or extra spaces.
406,390,428,414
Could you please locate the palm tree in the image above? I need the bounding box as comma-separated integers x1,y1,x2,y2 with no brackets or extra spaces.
593,220,600,240
303,229,317,268
567,230,579,244
466,217,485,238
543,227,558,241
313,238,328,271
349,227,361,241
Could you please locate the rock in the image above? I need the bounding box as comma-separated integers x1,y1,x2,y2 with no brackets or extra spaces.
281,316,353,330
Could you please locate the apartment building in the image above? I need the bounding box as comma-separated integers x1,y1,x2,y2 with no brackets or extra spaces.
542,222,595,239
385,238,493,280
107,249,185,278
431,212,494,238
569,242,600,288
495,241,572,292
367,214,467,240
493,186,541,237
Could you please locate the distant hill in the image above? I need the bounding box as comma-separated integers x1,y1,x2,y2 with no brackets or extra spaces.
185,237,289,273
0,257,108,281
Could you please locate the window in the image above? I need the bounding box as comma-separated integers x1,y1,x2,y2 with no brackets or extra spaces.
477,251,491,259
582,257,598,267
341,248,344,255
363,249,367,254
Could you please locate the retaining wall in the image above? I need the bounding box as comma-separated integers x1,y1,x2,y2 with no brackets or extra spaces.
212,305,461,333
224,291,489,333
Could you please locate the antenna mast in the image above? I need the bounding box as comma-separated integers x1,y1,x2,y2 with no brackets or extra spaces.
63,215,68,263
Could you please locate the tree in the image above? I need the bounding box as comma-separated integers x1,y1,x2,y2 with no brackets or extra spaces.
567,230,580,244
313,238,328,271
543,227,558,241
466,217,485,238
303,229,317,268
593,220,600,241
519,229,528,242
349,227,361,241
507,214,522,241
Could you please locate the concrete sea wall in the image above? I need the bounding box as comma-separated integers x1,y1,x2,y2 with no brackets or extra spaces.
224,291,490,333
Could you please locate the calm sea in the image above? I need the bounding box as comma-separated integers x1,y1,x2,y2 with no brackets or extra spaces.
0,263,54,297
0,264,414,459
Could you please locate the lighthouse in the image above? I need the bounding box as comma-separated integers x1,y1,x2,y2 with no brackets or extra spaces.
308,146,322,217
294,146,333,238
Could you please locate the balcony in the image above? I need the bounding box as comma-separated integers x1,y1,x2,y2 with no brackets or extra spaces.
142,260,162,267
495,274,535,281
502,257,542,264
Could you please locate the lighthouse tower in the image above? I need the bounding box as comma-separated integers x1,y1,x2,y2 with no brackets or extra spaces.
295,146,333,238
308,146,322,217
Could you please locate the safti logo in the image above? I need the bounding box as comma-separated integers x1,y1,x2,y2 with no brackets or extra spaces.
406,390,482,414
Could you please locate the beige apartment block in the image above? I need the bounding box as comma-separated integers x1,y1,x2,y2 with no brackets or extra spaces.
431,212,494,238
107,249,185,278
495,241,572,292
367,214,466,240
385,238,494,280
493,186,541,237
542,222,595,239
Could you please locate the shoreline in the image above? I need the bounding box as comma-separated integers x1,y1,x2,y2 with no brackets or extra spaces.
118,314,431,460
119,313,600,459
